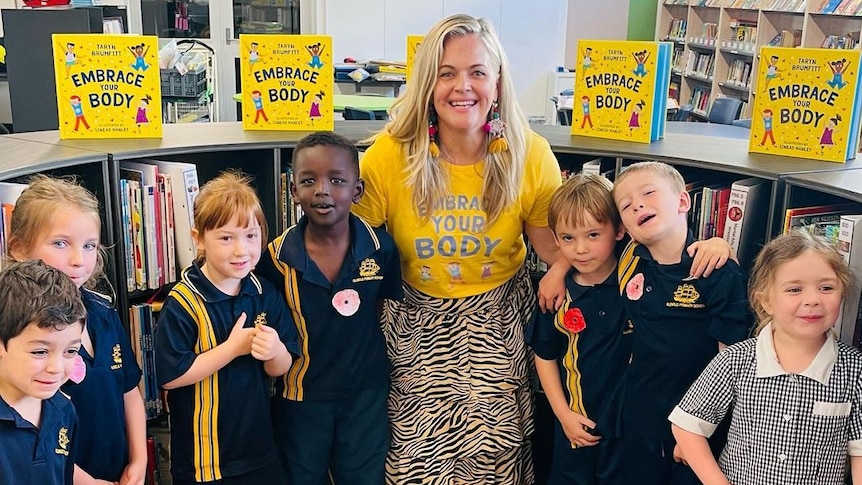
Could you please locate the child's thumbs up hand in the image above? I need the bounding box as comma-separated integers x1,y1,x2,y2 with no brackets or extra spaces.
226,313,254,357
251,324,284,362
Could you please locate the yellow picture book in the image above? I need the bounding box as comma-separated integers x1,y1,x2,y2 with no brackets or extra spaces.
406,35,424,82
749,47,862,163
239,34,333,131
572,40,671,143
53,34,162,139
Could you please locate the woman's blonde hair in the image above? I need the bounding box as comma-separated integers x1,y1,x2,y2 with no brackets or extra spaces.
7,174,106,290
193,171,267,262
365,14,529,225
749,229,853,334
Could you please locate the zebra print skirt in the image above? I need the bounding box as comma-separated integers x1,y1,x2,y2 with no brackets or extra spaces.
382,267,536,484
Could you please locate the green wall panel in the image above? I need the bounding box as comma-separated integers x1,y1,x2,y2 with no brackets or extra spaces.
627,0,658,40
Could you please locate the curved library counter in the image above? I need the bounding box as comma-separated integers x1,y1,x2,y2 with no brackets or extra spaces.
2,120,861,324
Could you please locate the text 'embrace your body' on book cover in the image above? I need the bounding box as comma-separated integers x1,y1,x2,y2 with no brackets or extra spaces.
53,34,162,139
572,40,671,143
239,34,333,131
749,46,862,163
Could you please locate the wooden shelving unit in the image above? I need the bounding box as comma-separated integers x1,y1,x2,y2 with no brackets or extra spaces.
656,0,862,119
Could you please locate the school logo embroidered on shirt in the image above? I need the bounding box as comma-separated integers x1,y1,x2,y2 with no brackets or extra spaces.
254,312,267,327
667,283,705,309
111,343,123,370
353,258,383,282
56,427,70,456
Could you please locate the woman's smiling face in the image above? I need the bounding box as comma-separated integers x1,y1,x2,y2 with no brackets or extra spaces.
432,33,499,137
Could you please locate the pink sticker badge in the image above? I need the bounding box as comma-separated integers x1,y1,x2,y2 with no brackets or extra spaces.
625,273,645,301
69,354,86,384
332,289,361,317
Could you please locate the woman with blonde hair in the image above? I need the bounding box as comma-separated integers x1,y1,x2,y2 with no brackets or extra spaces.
354,14,563,483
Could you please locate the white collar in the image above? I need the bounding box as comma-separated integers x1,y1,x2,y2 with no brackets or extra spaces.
755,322,837,386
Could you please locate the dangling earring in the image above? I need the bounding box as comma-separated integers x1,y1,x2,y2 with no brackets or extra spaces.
428,106,440,158
484,101,508,153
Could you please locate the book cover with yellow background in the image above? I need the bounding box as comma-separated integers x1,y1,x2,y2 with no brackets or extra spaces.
749,47,862,163
406,35,423,82
572,40,670,143
53,34,162,139
240,34,333,131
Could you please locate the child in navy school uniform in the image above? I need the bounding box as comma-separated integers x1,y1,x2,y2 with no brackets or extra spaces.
527,174,632,485
257,132,402,485
0,260,86,485
610,161,750,485
8,175,147,485
155,171,298,485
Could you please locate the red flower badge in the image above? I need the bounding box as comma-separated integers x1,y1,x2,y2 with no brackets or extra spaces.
563,307,586,333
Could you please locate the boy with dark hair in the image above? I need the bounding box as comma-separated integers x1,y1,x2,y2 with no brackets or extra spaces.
528,174,632,484
0,260,86,485
610,161,750,484
257,131,402,485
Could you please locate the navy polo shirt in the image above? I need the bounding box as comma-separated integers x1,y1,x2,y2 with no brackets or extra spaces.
617,232,750,441
61,289,142,482
0,393,77,485
257,213,402,402
528,268,632,430
155,263,299,483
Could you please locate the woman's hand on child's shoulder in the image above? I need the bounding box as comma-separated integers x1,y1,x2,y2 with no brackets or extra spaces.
538,259,569,312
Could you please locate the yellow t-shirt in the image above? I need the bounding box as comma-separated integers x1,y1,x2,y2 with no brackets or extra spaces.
353,132,561,298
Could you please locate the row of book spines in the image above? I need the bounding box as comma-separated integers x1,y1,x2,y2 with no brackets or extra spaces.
119,176,178,292
726,59,753,87
689,185,732,240
129,302,164,420
279,171,305,230
822,34,859,49
766,30,802,47
818,0,862,15
685,51,716,78
689,85,712,114
666,0,824,10
145,431,171,485
667,19,688,40
730,23,758,43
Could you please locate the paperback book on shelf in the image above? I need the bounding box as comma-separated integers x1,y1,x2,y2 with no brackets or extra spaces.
52,34,162,139
748,46,862,163
571,40,671,143
239,34,333,131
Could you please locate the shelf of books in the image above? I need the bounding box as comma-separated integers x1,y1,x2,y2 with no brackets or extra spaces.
656,0,862,120
784,169,862,346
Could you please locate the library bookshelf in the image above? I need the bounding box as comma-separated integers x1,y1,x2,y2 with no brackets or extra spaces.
3,121,862,331
657,0,862,120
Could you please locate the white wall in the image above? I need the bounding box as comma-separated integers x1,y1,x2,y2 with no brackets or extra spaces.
322,0,568,119
564,0,630,68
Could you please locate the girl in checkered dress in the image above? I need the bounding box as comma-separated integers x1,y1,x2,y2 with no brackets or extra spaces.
669,230,862,485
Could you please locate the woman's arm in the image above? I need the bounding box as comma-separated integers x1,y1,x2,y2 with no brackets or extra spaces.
524,223,567,312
